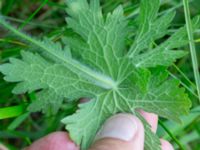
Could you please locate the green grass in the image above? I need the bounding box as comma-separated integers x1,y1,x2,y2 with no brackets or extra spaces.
18,0,48,30
0,0,200,149
0,104,27,119
183,0,200,102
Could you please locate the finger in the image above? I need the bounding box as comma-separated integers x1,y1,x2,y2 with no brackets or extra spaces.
25,131,79,150
160,139,174,150
0,143,8,150
90,113,144,150
138,110,158,132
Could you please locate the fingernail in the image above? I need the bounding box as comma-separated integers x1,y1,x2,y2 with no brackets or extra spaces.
96,114,138,141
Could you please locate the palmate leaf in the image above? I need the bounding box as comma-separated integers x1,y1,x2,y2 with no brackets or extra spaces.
0,0,194,149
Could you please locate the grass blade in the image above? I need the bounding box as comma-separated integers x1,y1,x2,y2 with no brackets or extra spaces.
18,0,48,30
0,104,27,119
183,0,200,102
159,120,186,150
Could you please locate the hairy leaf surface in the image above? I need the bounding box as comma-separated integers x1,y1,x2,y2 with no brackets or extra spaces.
0,0,195,149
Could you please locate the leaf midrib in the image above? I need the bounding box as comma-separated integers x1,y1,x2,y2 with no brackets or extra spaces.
0,20,118,90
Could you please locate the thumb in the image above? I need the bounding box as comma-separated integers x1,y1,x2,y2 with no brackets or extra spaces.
89,114,144,150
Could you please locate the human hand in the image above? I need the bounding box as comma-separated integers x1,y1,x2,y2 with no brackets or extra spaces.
25,112,173,150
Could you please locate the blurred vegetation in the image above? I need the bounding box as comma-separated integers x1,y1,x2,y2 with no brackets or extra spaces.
0,0,199,150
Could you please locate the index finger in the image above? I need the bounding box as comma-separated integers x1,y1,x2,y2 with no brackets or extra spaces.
138,110,158,133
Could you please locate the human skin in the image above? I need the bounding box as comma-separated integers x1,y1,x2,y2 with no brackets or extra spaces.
25,111,173,150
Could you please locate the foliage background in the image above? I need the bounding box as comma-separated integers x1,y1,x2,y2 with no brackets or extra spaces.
0,0,199,149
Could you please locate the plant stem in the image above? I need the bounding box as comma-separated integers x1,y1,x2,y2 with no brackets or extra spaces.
183,0,200,102
159,120,186,150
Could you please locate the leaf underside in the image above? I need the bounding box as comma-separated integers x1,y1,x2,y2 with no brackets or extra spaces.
0,0,198,149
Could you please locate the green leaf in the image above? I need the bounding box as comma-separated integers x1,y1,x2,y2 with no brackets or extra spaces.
133,50,187,68
62,68,190,149
0,18,117,90
65,0,129,79
0,0,193,149
0,51,104,114
131,16,200,68
128,0,200,68
128,0,161,56
137,68,191,122
62,95,114,149
28,89,63,115
136,112,161,150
